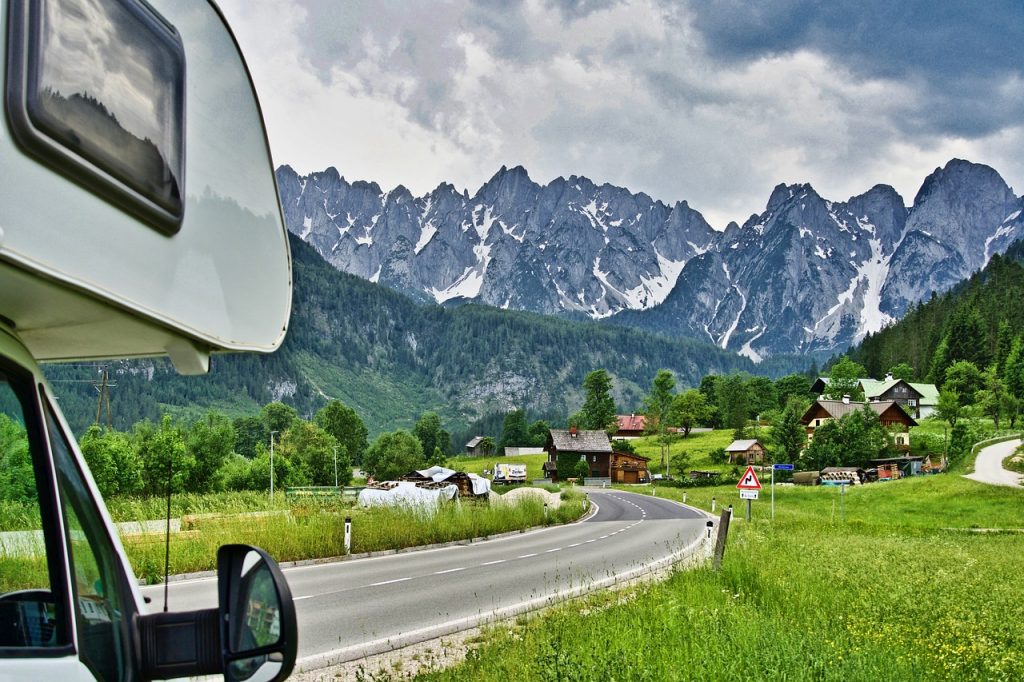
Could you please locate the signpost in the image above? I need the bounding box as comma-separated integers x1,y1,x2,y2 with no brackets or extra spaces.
771,463,794,519
736,465,762,521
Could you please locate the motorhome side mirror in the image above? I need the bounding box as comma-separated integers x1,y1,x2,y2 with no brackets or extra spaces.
218,545,298,682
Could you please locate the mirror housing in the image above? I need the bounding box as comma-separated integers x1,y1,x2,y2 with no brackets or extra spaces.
218,545,298,682
137,544,296,680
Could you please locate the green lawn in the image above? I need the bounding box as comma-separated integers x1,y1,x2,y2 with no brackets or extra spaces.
421,472,1024,681
445,453,548,481
629,430,752,475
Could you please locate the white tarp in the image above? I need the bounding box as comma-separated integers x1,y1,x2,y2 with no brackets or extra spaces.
414,466,458,482
412,466,491,496
357,481,458,510
467,473,491,496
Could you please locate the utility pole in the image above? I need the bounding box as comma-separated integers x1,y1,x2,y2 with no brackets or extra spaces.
333,446,339,488
92,364,116,428
269,430,278,498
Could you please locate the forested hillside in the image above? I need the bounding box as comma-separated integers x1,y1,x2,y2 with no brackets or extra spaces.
850,239,1024,379
46,235,758,436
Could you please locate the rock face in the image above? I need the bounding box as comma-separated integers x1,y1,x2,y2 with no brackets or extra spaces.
277,159,1023,360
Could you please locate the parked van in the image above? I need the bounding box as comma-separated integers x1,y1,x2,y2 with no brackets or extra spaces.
1,0,296,679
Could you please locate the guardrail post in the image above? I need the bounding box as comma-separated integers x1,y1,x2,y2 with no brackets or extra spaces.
344,516,352,555
711,496,716,513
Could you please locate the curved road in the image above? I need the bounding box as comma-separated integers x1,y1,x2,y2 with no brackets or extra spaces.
141,490,709,669
966,438,1023,487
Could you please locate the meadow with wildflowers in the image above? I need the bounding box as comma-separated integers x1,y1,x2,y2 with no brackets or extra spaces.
419,474,1024,681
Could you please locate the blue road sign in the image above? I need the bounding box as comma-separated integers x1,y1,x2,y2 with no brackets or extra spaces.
773,463,795,471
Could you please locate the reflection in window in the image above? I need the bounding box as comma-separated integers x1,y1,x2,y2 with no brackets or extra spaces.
27,0,184,220
49,405,130,679
0,374,68,650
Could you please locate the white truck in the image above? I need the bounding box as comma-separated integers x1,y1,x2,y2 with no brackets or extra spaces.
492,463,528,485
1,0,297,679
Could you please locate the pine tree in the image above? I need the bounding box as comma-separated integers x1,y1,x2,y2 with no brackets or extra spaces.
579,369,618,432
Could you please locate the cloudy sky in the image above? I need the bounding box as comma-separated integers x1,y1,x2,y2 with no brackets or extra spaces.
219,0,1023,229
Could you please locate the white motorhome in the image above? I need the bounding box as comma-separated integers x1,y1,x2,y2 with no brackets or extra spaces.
1,0,297,680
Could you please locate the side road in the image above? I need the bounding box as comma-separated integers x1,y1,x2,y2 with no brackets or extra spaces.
966,438,1022,487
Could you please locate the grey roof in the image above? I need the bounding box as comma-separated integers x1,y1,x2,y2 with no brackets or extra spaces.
465,436,484,448
803,399,918,426
548,429,612,453
725,439,762,452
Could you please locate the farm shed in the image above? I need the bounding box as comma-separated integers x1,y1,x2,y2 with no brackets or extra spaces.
724,439,767,464
465,436,490,456
610,451,650,484
869,455,930,479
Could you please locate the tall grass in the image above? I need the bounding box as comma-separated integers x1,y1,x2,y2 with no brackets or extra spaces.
418,474,1024,681
123,491,587,583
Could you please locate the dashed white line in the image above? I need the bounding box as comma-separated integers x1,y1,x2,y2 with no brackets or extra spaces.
568,543,580,548
585,539,596,543
434,567,466,575
369,577,412,587
294,595,315,601
480,559,506,566
518,553,538,559
545,547,561,553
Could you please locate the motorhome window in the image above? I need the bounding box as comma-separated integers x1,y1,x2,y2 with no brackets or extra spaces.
48,405,132,679
7,0,185,232
0,372,71,652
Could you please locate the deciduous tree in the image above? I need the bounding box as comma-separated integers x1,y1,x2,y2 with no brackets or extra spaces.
363,430,425,481
314,400,368,465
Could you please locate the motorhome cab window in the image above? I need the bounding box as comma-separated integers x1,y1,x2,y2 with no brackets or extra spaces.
6,0,186,232
0,369,72,653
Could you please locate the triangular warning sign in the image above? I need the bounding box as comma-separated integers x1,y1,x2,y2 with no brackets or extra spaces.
736,465,762,490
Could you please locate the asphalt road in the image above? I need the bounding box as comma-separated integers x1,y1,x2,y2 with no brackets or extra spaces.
141,489,709,668
966,438,1023,487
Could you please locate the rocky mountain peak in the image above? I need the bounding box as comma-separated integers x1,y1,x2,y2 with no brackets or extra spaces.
277,159,1023,361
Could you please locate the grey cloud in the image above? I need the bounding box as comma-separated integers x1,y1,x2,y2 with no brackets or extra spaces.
687,0,1024,138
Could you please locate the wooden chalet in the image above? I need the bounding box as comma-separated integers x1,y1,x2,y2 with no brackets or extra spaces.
800,398,917,451
811,374,938,419
614,414,647,439
544,427,612,481
724,439,767,464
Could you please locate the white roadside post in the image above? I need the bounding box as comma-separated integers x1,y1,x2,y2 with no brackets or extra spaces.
344,516,352,554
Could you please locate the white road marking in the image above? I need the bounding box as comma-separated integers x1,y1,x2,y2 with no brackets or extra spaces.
545,547,561,553
518,553,537,559
434,567,466,575
368,577,413,587
568,543,580,548
480,559,506,566
585,539,596,543
294,595,315,601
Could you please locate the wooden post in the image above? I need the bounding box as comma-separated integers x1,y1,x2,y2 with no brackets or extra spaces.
712,508,731,570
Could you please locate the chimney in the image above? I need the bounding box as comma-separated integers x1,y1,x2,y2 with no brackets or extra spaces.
570,425,578,437
884,373,893,381
842,395,850,404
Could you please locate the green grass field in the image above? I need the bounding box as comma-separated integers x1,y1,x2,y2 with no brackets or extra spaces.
445,453,548,481
419,471,1024,681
